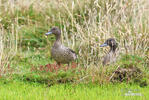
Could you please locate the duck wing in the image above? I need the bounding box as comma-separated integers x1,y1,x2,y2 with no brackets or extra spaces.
68,48,76,55
69,48,77,57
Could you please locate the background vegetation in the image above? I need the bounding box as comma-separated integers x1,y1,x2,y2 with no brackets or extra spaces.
0,0,149,99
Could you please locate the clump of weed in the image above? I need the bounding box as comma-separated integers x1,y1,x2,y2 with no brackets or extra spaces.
108,54,148,86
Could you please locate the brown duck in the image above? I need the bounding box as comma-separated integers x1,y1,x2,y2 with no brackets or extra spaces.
45,27,77,66
100,38,118,65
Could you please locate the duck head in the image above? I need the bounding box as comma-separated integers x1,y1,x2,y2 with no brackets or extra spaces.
100,38,118,51
45,27,61,36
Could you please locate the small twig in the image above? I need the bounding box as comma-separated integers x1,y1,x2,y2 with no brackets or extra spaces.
75,75,89,84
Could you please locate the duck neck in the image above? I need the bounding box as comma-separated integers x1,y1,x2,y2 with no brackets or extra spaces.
110,45,117,53
56,34,61,42
54,34,61,47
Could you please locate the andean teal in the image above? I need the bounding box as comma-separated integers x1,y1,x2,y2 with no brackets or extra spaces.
45,27,77,66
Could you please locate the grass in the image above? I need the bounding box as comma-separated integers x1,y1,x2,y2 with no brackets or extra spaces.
0,80,148,100
0,0,148,99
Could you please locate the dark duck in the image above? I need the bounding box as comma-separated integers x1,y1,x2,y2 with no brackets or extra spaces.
100,38,118,65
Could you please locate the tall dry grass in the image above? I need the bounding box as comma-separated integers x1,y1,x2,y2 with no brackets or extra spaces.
0,0,148,69
0,26,18,76
59,0,149,67
0,0,19,76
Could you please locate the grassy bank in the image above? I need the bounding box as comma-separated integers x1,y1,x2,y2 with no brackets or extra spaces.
0,0,148,77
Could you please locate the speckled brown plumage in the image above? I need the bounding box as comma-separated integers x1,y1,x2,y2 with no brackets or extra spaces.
45,27,77,65
100,38,118,65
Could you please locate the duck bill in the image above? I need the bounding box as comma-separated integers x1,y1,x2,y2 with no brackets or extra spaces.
100,43,108,47
45,31,52,36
